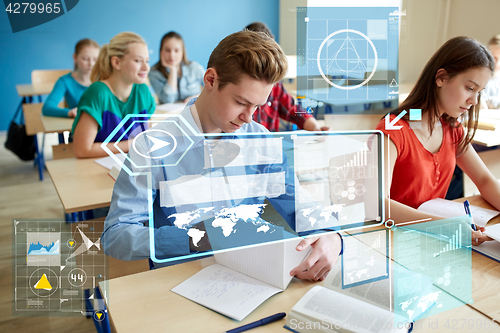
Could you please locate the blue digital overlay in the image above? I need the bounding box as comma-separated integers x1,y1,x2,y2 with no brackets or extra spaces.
296,7,399,109
341,229,389,289
101,113,385,264
393,216,472,322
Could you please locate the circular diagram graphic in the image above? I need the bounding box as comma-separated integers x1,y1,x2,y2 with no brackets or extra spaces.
29,268,59,297
317,29,378,90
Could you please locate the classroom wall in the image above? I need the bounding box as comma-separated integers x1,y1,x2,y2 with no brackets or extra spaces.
400,0,500,83
279,0,500,85
0,0,279,131
279,0,307,55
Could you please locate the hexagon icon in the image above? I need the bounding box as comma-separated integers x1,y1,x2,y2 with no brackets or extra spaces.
100,114,199,176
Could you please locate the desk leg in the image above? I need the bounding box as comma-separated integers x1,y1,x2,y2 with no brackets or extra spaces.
34,135,44,181
77,211,85,221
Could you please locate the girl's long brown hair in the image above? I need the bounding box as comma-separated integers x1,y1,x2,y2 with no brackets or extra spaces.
396,36,494,155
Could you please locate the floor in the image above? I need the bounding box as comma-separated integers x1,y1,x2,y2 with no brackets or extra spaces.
0,131,148,333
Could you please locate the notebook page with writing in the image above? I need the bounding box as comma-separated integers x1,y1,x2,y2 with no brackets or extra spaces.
417,198,499,227
171,264,282,321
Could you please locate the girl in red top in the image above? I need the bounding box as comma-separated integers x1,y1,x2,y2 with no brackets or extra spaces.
377,36,499,245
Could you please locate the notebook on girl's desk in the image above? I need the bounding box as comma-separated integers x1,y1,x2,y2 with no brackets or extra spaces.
474,224,500,262
417,198,500,227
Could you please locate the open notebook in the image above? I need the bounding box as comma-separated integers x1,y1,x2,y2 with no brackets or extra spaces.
418,198,500,227
171,237,311,321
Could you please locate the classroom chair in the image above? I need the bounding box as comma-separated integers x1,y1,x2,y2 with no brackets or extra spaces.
31,69,71,87
25,69,71,180
51,142,75,160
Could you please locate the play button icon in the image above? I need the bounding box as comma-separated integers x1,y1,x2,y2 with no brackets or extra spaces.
146,135,171,154
132,129,177,159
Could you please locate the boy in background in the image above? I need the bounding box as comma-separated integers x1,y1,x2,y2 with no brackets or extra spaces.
245,22,329,132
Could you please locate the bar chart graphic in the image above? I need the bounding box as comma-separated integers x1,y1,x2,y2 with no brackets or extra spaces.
425,222,468,268
331,141,375,179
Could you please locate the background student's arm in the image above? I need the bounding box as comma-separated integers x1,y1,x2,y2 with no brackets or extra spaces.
42,78,76,118
182,62,205,103
276,83,329,131
149,70,177,104
72,112,131,158
303,117,329,131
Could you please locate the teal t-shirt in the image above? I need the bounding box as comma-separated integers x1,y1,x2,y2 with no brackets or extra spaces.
72,81,155,142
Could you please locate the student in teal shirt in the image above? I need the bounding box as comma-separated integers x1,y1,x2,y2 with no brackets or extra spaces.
42,39,99,118
72,32,155,158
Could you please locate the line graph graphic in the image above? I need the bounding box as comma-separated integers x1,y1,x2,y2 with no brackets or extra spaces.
27,240,60,255
27,232,60,266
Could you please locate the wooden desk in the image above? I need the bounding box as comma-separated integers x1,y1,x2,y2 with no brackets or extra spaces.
464,150,500,196
16,83,54,97
46,158,114,213
472,129,500,147
101,257,495,333
101,195,499,332
101,257,319,333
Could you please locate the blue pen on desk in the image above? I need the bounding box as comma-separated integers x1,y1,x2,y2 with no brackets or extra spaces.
464,200,478,243
226,312,286,333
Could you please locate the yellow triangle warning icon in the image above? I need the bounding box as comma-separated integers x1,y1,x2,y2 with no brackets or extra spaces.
96,312,102,319
34,273,52,290
69,241,75,246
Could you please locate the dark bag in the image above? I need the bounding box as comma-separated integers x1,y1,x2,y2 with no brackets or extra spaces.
4,103,36,161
